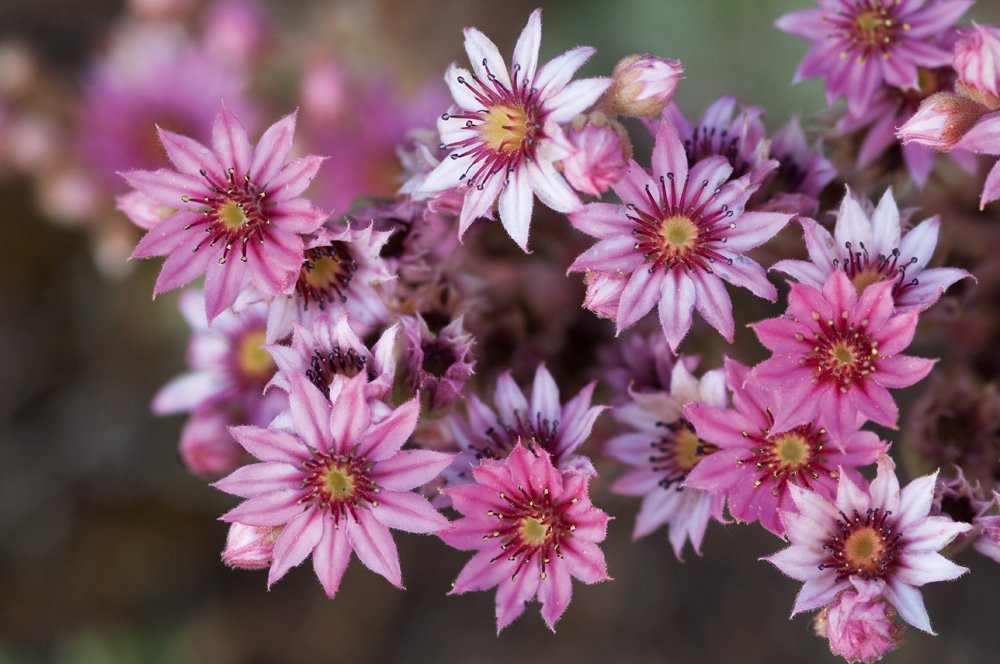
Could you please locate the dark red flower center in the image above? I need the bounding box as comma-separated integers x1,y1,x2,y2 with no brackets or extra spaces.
296,242,359,309
740,420,840,497
820,507,902,580
650,418,716,489
301,451,377,524
628,175,736,273
483,483,576,581
800,313,879,389
441,60,543,190
184,167,270,264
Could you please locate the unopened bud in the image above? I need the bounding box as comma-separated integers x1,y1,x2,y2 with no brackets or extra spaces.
896,92,987,152
560,111,632,196
222,523,281,569
606,55,683,118
954,23,1000,110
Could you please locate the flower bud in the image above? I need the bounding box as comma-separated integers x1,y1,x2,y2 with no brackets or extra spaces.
560,111,632,196
222,523,281,569
954,23,1000,110
179,409,245,477
819,584,904,663
896,92,987,152
606,55,683,117
582,272,624,320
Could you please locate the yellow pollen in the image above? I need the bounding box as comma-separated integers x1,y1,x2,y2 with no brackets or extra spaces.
830,342,856,367
658,214,699,256
773,433,810,468
674,428,706,472
844,527,888,574
235,329,275,383
322,465,356,500
219,200,250,230
855,10,890,45
481,104,531,154
303,255,346,290
850,268,885,294
520,517,549,546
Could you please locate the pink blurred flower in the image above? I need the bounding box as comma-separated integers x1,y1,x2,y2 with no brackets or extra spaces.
606,54,684,118
178,407,246,477
265,312,398,400
772,188,972,311
214,373,454,595
955,111,1000,207
440,443,610,633
604,362,727,557
420,8,610,251
684,357,885,536
202,0,271,68
222,523,280,570
401,314,475,411
761,116,837,215
599,331,695,405
821,579,904,663
954,22,1000,109
776,0,971,115
764,456,971,634
896,92,987,150
448,364,605,481
125,106,327,320
264,220,394,342
568,119,791,351
750,270,936,440
560,112,631,196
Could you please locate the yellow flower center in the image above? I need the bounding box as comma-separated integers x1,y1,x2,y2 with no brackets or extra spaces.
235,329,275,384
519,517,549,547
219,200,250,231
656,215,699,263
843,527,889,575
481,104,532,154
673,427,706,473
322,464,356,501
854,10,891,47
850,268,885,295
773,432,810,469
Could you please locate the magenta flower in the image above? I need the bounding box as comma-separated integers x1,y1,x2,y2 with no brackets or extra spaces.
683,358,885,536
604,362,727,557
953,23,1000,109
776,0,971,115
764,456,971,633
420,8,610,251
440,443,610,632
124,106,327,320
448,363,605,480
751,270,936,440
400,313,476,411
264,220,394,342
560,112,630,196
821,579,904,662
568,119,791,351
772,188,972,311
214,373,454,595
264,312,398,400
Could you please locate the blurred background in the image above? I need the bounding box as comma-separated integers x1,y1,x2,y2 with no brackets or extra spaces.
2,0,1000,662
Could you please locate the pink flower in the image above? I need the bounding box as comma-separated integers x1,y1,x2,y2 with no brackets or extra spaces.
214,373,454,595
896,92,988,150
764,456,971,634
776,0,971,115
772,188,972,311
222,523,280,570
604,362,727,557
448,363,605,482
440,443,610,632
560,112,631,196
684,358,886,536
599,331,695,405
955,112,1000,207
751,270,936,440
124,106,327,320
953,23,1000,109
264,312,398,401
821,579,904,663
762,116,837,215
152,290,286,474
568,118,791,351
400,314,476,411
606,54,684,118
420,8,610,251
264,220,394,342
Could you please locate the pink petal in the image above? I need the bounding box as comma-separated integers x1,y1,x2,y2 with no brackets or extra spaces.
288,373,333,453
372,450,454,492
714,253,777,301
267,198,327,234
230,426,308,465
725,211,792,252
495,567,541,633
651,119,688,189
684,403,755,450
896,551,968,586
450,549,508,593
616,266,665,334
512,9,542,83
763,545,827,582
312,517,352,597
896,471,938,530
526,157,580,213
267,508,323,587
657,269,695,352
266,156,326,203
250,111,297,185
221,488,304,527
883,578,934,633
156,127,223,180
203,258,248,321
568,236,643,274
568,202,632,239
769,375,822,433
121,169,205,208
152,242,214,296
562,539,610,584
346,508,403,588
791,574,848,616
876,355,935,388
357,397,419,461
372,490,449,534
538,560,573,632
689,271,734,342
212,105,252,179
463,27,511,91
543,78,611,124
212,462,301,498
534,46,595,99
329,376,371,454
497,165,533,251
749,317,808,354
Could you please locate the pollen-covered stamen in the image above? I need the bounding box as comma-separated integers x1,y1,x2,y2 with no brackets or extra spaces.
828,1,905,60
440,60,544,190
832,241,920,297
184,167,270,264
485,484,577,581
820,507,902,580
296,242,359,309
300,451,378,524
305,347,368,395
628,175,735,273
740,420,840,497
651,418,717,489
801,312,879,390
233,328,276,386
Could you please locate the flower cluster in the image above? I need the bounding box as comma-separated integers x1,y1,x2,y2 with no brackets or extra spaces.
20,0,997,656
